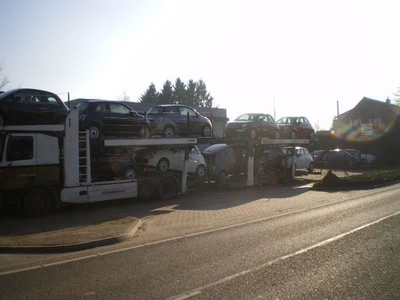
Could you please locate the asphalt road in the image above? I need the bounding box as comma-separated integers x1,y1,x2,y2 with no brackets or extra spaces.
0,181,399,299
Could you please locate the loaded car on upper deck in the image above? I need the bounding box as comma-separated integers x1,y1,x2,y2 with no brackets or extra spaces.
224,113,280,140
0,88,69,126
276,116,315,139
76,100,150,139
146,104,212,138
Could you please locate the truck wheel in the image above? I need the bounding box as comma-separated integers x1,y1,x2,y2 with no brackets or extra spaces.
157,158,170,172
280,168,292,184
269,169,280,186
89,125,101,139
23,188,53,217
138,180,154,200
163,126,175,138
155,177,176,200
195,165,207,179
202,125,212,137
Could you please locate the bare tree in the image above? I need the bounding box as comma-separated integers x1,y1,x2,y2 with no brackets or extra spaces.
118,91,131,102
0,64,10,90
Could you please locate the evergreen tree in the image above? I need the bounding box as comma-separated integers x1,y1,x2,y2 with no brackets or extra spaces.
158,80,173,104
186,80,197,106
173,78,187,104
196,80,213,108
139,78,214,107
138,83,159,103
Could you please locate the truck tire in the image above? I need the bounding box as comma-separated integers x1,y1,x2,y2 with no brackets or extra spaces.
280,168,292,185
155,177,176,201
269,169,280,186
138,180,154,200
23,188,53,217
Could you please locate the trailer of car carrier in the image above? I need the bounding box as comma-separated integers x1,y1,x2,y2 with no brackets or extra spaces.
0,110,198,216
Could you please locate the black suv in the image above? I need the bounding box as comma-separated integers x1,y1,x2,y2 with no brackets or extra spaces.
76,100,150,139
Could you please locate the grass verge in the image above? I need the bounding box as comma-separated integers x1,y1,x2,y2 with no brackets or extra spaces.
312,170,400,190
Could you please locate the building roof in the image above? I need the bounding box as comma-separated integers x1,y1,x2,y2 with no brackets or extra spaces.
335,97,400,120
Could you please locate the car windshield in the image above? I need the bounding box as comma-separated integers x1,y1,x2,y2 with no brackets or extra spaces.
76,102,90,111
147,106,178,115
235,114,260,121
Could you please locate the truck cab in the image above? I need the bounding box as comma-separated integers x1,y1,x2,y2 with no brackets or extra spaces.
0,132,61,215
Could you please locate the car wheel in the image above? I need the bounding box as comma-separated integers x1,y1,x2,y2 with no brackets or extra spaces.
249,128,257,139
280,157,287,168
124,166,136,179
89,125,101,140
163,126,175,138
23,188,53,217
308,162,314,173
290,131,297,139
256,164,265,176
195,165,207,179
202,125,212,137
309,131,315,140
217,171,227,183
139,126,150,138
157,158,170,172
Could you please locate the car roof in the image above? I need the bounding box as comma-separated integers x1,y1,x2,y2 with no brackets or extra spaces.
202,143,231,154
0,88,58,99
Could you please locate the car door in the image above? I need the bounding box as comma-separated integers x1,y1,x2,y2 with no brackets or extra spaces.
295,148,308,169
102,103,141,133
179,106,200,135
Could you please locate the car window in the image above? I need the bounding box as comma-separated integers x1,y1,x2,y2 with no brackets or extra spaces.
236,114,251,121
43,95,60,104
95,103,108,112
110,103,130,115
180,107,196,117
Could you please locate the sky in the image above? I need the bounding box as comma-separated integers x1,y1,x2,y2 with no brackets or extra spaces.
1,0,399,130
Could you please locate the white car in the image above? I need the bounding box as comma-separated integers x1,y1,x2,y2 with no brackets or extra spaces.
134,145,207,178
282,146,314,173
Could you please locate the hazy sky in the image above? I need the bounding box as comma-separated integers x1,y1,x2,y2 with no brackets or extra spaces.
1,0,399,130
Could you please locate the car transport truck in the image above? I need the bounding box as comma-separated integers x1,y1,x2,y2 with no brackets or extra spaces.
0,110,199,216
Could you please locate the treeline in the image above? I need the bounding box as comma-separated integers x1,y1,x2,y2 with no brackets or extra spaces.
139,78,214,108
